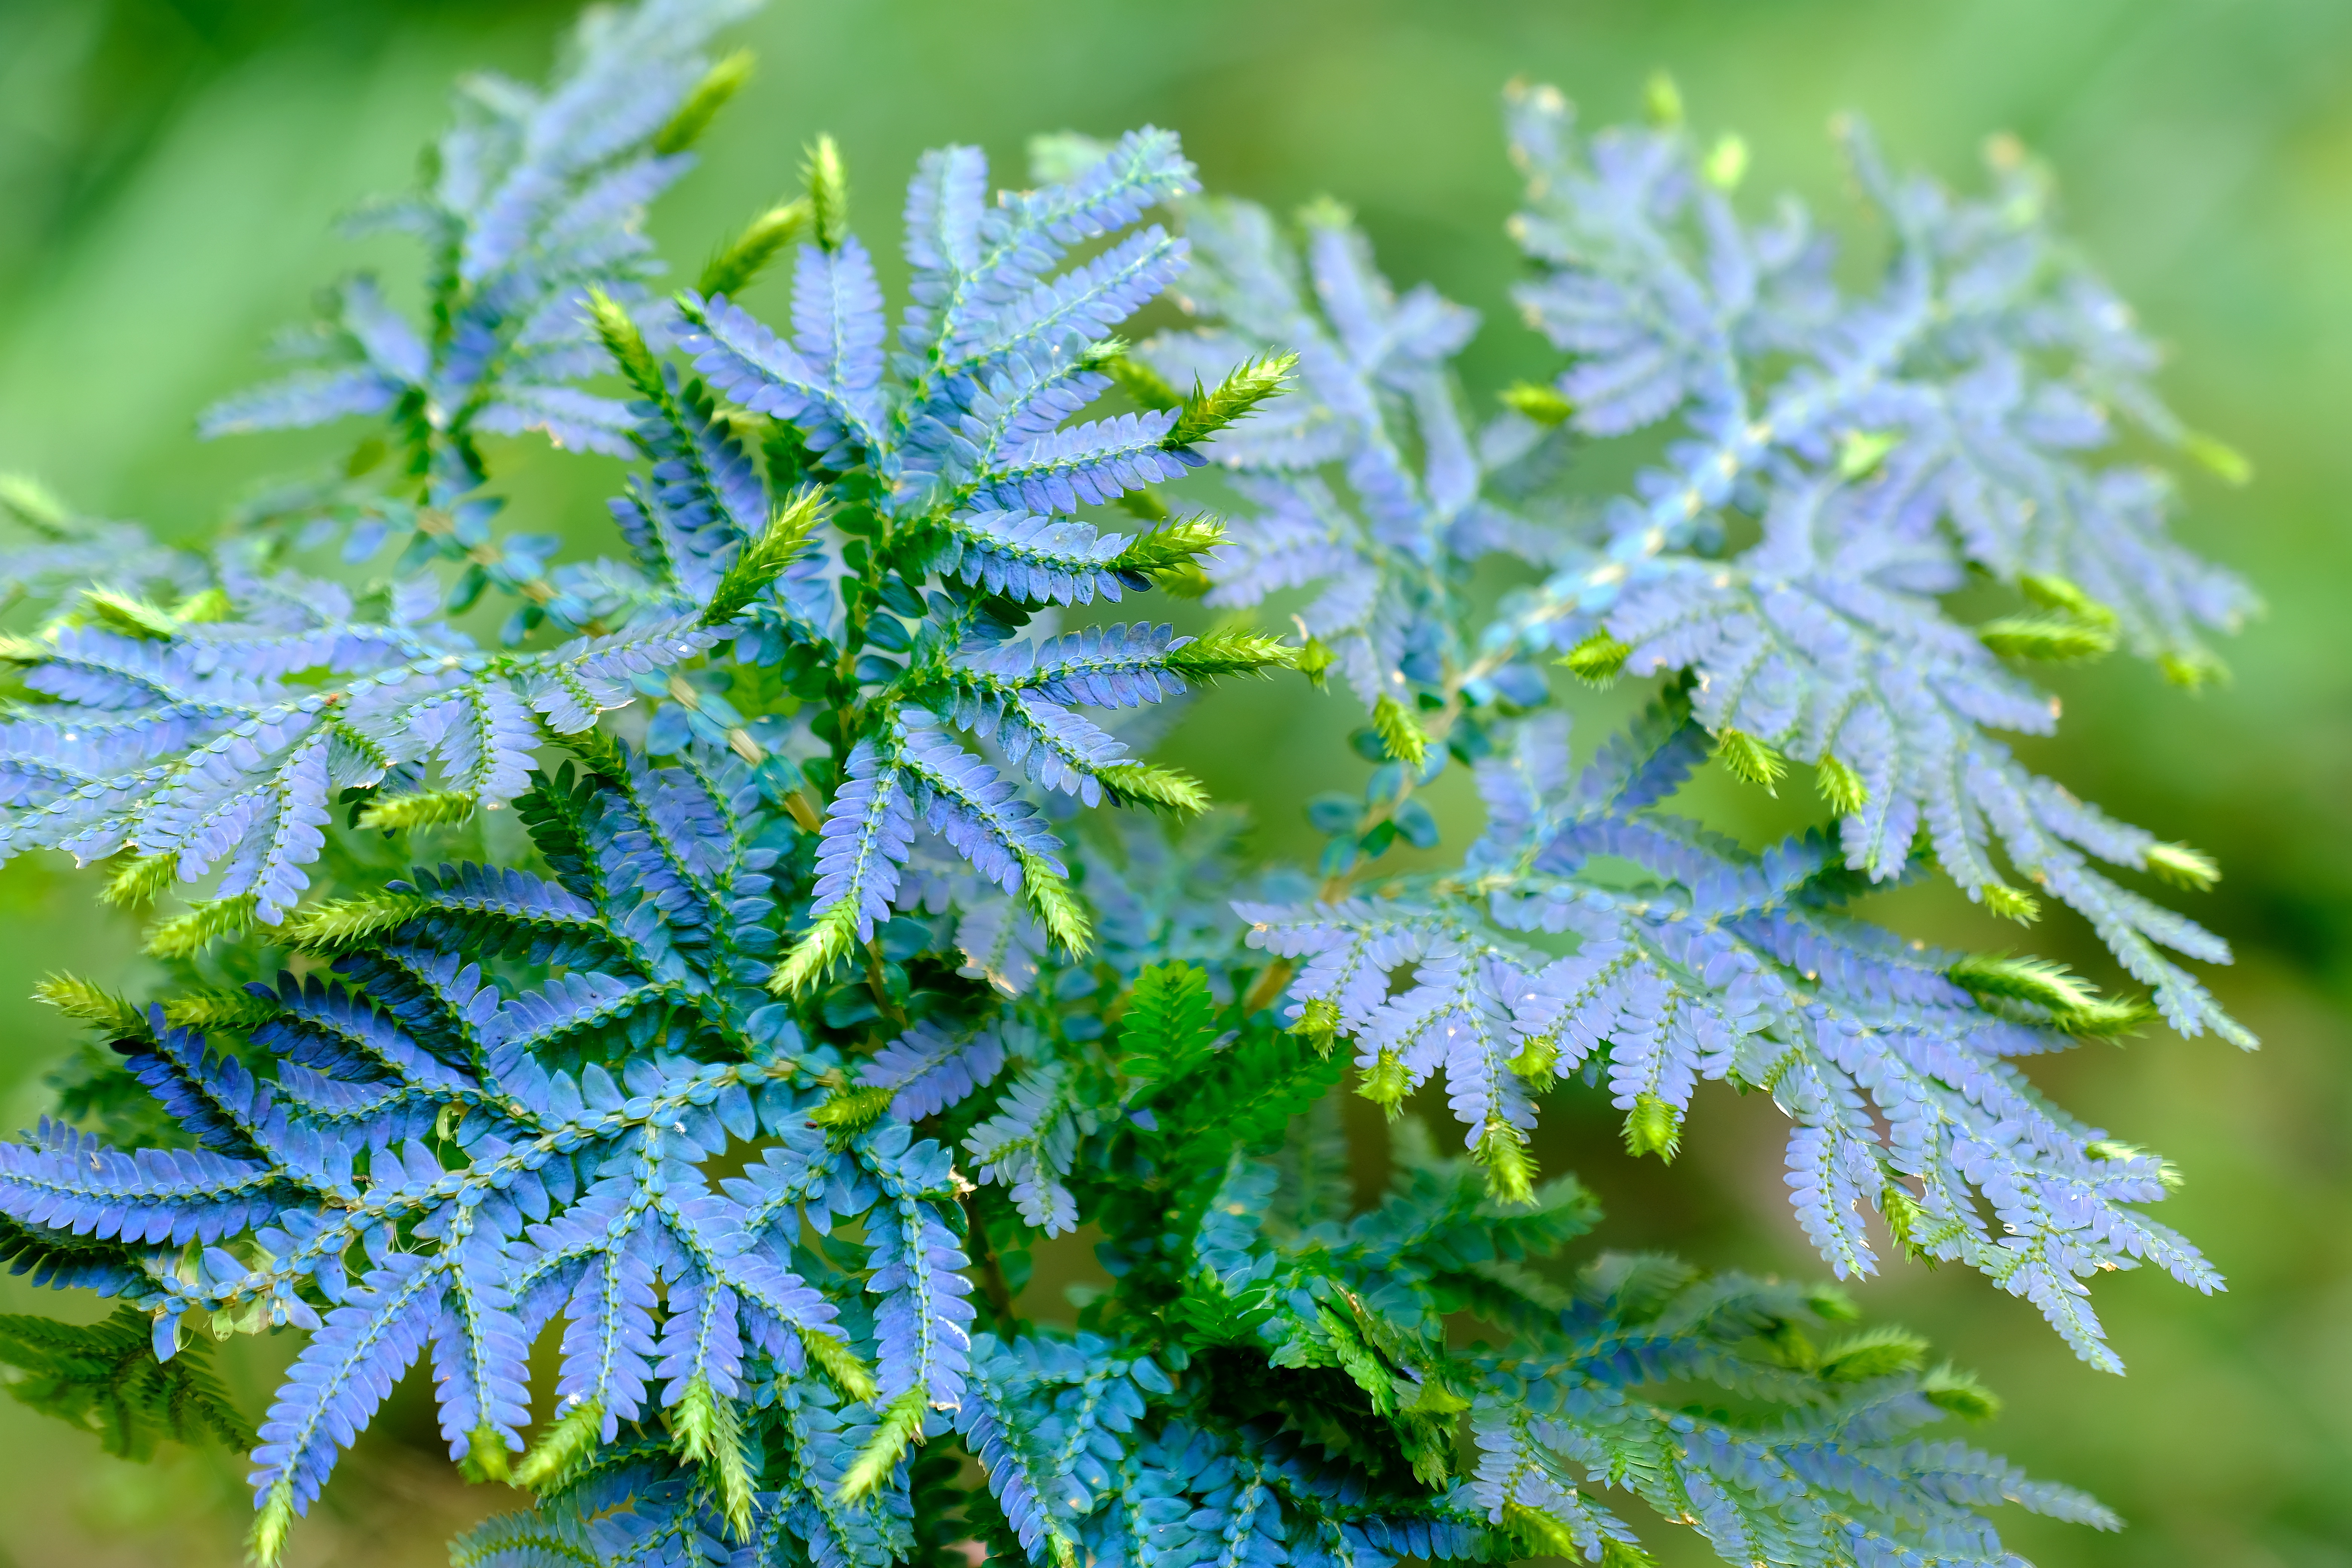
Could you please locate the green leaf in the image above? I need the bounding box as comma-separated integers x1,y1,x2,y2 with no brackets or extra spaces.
1498,381,1574,425
1100,353,1182,413
1815,753,1868,815
512,1397,604,1490
145,896,258,960
836,1388,925,1502
1977,883,2042,925
1703,132,1750,191
770,899,862,996
801,1331,879,1404
1119,962,1220,1096
1603,1535,1660,1568
1165,352,1297,448
1555,629,1629,685
704,491,826,627
586,287,666,403
1947,952,2101,1014
1020,854,1092,954
1109,515,1224,577
100,851,181,909
2159,648,2230,690
33,974,149,1039
0,472,70,535
1371,693,1429,767
1165,629,1295,684
251,1481,297,1568
1835,428,1899,479
460,1421,514,1484
2145,841,2219,892
671,1374,755,1537
78,587,182,640
1805,1283,1861,1322
1094,763,1209,816
652,48,753,156
1621,1092,1682,1162
805,135,850,252
1713,727,1785,793
1504,1505,1586,1560
699,199,814,299
356,790,476,830
2179,430,2253,487
172,586,233,624
1286,995,1340,1055
1357,1049,1411,1121
1920,1362,2003,1420
283,891,433,953
1880,1184,1934,1263
810,1084,896,1129
2018,573,2119,628
1977,614,2116,662
1475,1120,1538,1205
1644,69,1684,126
0,1308,254,1462
1818,1325,1930,1381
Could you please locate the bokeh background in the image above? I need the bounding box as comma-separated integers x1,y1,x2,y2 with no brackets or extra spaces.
1,0,2349,1563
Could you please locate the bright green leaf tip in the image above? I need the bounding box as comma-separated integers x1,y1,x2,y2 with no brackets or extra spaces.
1714,727,1786,794
1557,629,1629,685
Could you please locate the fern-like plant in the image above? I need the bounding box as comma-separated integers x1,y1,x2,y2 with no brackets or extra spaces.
0,9,2254,1567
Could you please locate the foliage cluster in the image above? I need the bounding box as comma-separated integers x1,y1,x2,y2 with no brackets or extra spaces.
0,5,2254,1566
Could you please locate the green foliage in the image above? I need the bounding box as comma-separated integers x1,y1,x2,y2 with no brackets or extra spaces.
0,5,2259,1565
837,1389,926,1501
1556,629,1628,684
1165,352,1298,447
703,490,826,627
698,199,815,297
354,790,476,830
100,851,182,908
1499,381,1574,425
1118,960,1221,1090
805,132,850,250
1948,952,2155,1036
1093,761,1210,815
2148,841,2222,892
33,973,147,1038
1816,1326,1930,1381
1814,753,1869,815
1371,692,1429,767
0,1309,253,1461
1977,615,2118,662
280,890,436,951
1713,726,1787,793
1620,1092,1682,1162
143,895,257,959
655,48,756,155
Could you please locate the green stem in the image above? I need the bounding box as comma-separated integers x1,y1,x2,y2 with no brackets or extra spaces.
957,1188,1018,1331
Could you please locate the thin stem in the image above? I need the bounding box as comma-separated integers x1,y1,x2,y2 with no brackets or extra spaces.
957,1188,1018,1330
863,941,909,1029
1241,957,1296,1017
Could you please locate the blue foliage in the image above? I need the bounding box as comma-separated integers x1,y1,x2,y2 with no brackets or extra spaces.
1159,89,2251,1050
1145,192,1490,706
0,9,2257,1568
199,0,762,496
933,511,1137,607
857,1019,1011,1120
1243,706,2213,1368
0,553,733,923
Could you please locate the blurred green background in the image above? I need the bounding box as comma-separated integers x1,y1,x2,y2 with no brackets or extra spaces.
2,0,2349,1563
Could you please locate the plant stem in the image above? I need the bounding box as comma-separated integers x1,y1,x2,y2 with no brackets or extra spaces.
958,1188,1018,1330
